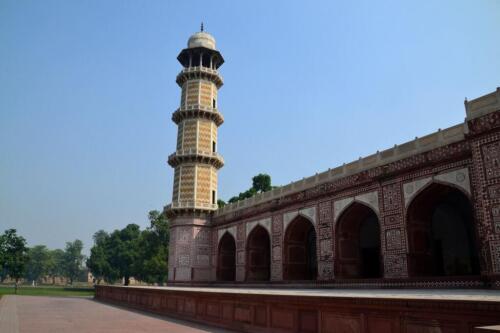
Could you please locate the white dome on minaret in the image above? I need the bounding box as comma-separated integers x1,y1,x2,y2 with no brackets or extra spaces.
188,31,216,50
187,23,216,50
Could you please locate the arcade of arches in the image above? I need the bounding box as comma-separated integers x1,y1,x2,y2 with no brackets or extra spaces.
216,183,482,282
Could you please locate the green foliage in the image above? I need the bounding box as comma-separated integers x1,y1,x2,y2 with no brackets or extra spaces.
108,224,141,286
217,199,226,208
225,173,275,204
252,173,272,192
63,240,85,285
25,245,50,283
228,196,239,203
46,249,65,284
0,229,29,292
86,231,110,284
0,230,87,288
86,210,170,286
134,211,169,285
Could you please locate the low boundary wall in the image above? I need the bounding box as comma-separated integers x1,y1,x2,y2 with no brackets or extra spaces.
95,285,500,333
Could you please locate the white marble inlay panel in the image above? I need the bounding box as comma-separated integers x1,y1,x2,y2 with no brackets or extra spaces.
283,206,316,233
403,177,432,207
283,210,298,232
333,197,354,222
246,217,272,237
333,191,379,222
434,168,471,195
355,191,379,215
403,168,470,207
299,206,316,225
217,226,237,242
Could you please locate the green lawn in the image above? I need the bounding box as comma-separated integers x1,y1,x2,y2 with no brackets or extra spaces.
0,285,94,297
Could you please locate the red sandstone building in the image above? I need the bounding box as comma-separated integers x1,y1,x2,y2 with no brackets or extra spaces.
163,30,500,289
96,29,500,332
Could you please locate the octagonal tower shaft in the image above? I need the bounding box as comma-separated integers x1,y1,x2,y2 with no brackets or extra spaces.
167,34,224,217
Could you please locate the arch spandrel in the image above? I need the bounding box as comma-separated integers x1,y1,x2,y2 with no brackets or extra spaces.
333,191,379,224
403,168,471,208
246,217,272,239
217,226,237,243
283,206,317,235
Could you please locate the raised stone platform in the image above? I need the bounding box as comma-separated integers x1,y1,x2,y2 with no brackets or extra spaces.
96,285,500,333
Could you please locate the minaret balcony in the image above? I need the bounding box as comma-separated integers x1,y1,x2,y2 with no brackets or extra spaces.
164,201,218,218
176,66,223,88
172,105,224,126
168,149,224,169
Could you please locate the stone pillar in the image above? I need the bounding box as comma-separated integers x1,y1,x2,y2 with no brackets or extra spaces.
465,89,500,282
380,182,409,278
235,224,246,281
469,119,500,276
317,200,334,280
271,214,283,281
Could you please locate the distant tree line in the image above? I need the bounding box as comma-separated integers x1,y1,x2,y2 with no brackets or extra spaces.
0,229,86,292
217,173,276,207
86,210,169,286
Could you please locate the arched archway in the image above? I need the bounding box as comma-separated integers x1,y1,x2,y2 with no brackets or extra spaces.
217,232,236,281
407,183,480,277
246,225,271,281
283,215,317,280
335,202,382,278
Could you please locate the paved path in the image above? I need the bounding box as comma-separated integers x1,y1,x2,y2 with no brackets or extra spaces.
0,295,236,333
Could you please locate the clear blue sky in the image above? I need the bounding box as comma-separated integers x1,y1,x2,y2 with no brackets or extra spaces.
1,0,499,254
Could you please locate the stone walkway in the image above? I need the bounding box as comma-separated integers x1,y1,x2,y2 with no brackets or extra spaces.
0,295,236,333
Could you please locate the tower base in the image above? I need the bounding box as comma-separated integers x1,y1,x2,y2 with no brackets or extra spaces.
168,216,215,282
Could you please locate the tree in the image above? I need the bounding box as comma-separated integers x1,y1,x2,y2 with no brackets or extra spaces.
108,224,141,286
135,211,169,285
252,173,272,193
87,211,171,286
46,249,65,285
0,234,5,283
0,229,29,293
228,196,239,203
217,199,226,208
86,230,110,284
25,245,50,284
63,240,85,285
225,174,274,204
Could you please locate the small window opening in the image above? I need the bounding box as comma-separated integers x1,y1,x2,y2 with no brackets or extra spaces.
212,190,216,204
212,141,216,153
213,98,216,108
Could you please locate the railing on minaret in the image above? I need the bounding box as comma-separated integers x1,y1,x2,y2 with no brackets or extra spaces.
165,28,224,282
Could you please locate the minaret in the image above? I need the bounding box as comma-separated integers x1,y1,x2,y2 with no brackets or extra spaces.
166,27,224,282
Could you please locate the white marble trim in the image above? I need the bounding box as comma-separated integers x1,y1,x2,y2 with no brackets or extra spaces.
283,206,317,234
246,217,272,238
217,226,237,243
333,191,379,223
403,168,471,207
